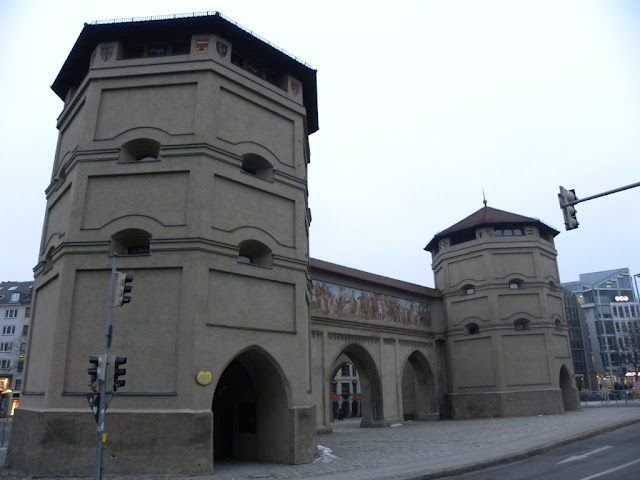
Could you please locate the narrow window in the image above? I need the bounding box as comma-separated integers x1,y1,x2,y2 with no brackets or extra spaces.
514,319,530,331
462,285,475,295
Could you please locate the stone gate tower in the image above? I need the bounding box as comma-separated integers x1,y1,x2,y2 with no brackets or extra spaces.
8,13,318,476
426,206,580,418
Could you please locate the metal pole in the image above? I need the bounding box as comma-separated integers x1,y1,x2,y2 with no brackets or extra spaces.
94,256,117,480
564,181,640,207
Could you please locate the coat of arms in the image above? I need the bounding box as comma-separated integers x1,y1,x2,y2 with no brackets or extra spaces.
196,40,209,53
290,80,301,97
100,46,113,62
216,41,228,58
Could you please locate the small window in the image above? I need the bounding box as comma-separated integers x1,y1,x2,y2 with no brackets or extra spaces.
555,319,562,330
25,307,30,318
0,343,12,352
508,279,523,290
514,319,530,331
341,382,350,395
4,309,17,319
466,323,480,335
111,229,151,256
462,285,475,295
121,138,160,163
10,293,20,302
0,359,10,369
237,240,272,268
22,325,28,336
341,364,350,377
241,154,274,181
2,325,16,335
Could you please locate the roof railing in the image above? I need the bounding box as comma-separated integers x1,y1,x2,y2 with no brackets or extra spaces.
88,11,312,68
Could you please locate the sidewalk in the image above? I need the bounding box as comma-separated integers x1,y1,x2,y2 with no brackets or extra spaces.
3,403,640,480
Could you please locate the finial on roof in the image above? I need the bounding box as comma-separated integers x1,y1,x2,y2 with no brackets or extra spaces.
482,188,488,207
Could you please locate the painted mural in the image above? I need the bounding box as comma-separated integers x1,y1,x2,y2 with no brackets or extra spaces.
311,281,431,328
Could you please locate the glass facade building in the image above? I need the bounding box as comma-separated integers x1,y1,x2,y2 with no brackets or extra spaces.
563,268,640,388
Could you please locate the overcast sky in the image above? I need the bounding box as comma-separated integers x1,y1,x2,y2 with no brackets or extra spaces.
1,0,639,291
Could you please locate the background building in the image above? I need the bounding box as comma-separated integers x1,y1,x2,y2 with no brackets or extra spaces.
562,287,598,390
563,268,639,388
0,281,33,416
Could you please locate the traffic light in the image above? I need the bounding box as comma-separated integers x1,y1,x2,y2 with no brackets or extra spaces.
558,186,579,230
114,272,134,306
88,356,99,392
111,356,127,392
88,355,107,392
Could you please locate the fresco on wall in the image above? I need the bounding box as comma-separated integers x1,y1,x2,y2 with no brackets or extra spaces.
311,280,431,328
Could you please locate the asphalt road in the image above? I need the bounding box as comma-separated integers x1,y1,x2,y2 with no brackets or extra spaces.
443,423,640,480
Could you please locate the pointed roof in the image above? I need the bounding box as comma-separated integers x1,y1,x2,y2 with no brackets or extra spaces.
425,206,559,252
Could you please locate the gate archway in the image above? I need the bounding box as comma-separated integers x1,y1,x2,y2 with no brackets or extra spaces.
401,350,438,421
329,343,384,427
213,346,290,462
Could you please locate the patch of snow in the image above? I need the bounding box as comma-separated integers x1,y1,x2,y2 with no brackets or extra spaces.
314,445,338,463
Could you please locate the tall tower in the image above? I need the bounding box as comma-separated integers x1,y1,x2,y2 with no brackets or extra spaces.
425,206,580,418
8,13,318,476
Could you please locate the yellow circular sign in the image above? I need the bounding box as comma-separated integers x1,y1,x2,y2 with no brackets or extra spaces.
196,370,213,386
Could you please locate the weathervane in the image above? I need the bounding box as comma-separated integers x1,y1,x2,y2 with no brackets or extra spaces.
482,188,488,207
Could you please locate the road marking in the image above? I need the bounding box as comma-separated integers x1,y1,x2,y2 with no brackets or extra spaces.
578,458,640,480
557,446,612,464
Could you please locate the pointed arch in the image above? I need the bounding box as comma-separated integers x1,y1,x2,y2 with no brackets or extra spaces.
328,343,384,427
401,351,438,421
212,346,292,463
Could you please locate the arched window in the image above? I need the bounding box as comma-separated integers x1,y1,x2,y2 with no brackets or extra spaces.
555,319,562,330
508,279,523,290
111,229,151,256
466,323,480,335
462,284,475,295
237,240,272,267
42,246,56,273
121,138,160,162
241,154,273,181
514,318,530,331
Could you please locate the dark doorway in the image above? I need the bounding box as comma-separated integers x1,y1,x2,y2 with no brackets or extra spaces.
213,360,255,459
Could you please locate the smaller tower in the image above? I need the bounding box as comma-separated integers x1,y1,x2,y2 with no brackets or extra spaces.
426,206,579,418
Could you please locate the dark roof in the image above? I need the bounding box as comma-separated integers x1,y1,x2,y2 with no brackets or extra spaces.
310,258,441,298
0,281,34,306
425,206,560,252
52,12,318,133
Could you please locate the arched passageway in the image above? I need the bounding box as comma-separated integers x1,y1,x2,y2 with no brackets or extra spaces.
213,347,290,462
329,343,384,427
401,351,438,421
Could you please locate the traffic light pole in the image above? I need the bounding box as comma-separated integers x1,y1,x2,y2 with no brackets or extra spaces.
94,256,118,480
562,181,640,207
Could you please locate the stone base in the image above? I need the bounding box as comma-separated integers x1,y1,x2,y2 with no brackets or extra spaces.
451,389,565,419
6,408,213,477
